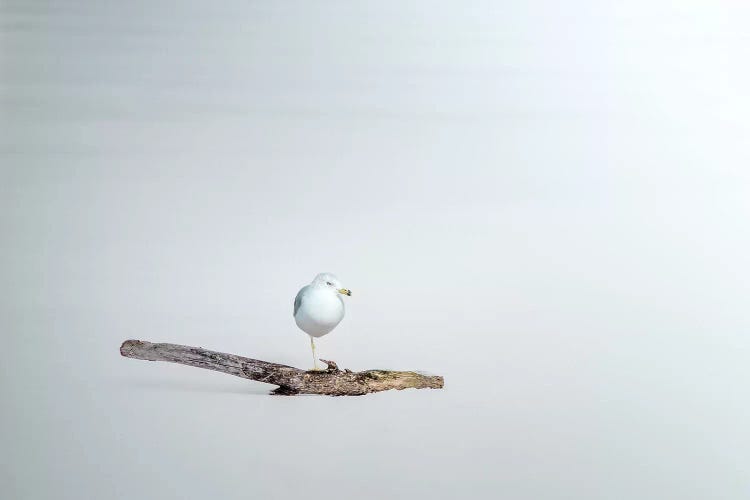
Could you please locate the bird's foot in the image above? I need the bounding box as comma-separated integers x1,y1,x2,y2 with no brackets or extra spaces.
305,360,342,373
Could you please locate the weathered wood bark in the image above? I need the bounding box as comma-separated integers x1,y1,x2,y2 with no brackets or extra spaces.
120,340,444,396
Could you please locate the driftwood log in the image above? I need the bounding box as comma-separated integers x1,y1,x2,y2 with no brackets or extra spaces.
120,340,444,396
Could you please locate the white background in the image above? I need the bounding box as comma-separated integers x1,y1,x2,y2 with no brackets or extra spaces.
2,1,749,498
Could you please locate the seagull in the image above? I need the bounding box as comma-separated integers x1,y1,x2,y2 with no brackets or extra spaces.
293,273,352,370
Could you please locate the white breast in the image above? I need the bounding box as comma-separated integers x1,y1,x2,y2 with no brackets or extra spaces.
294,288,345,338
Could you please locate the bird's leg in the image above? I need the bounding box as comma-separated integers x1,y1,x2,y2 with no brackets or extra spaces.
310,336,318,371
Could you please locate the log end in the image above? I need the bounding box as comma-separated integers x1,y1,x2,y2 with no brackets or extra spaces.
120,339,145,357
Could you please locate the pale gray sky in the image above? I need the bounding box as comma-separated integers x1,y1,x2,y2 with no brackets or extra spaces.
2,1,749,499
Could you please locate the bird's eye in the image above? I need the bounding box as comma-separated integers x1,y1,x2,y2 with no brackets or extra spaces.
326,281,332,286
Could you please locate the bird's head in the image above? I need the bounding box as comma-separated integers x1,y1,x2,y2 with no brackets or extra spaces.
312,272,352,296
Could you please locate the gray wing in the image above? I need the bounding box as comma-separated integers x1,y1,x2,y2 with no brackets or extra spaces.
293,285,309,317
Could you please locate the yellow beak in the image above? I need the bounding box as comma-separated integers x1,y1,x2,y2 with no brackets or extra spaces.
338,288,352,296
